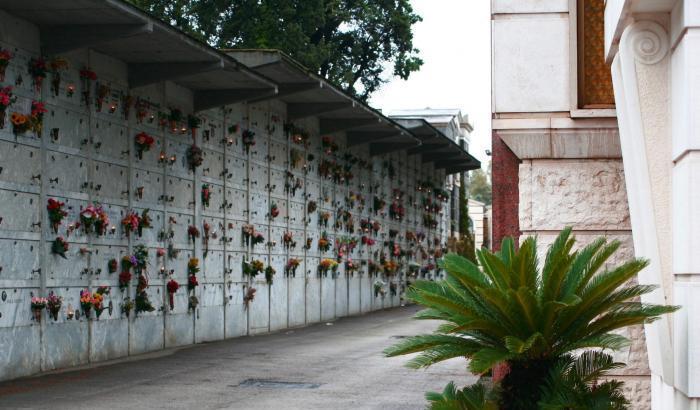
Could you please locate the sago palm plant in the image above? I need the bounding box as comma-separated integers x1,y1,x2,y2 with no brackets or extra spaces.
385,228,678,409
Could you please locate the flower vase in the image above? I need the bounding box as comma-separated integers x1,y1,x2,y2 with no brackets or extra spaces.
51,73,61,97
0,109,5,129
95,309,103,320
50,309,59,321
32,308,42,322
168,293,174,310
0,66,6,82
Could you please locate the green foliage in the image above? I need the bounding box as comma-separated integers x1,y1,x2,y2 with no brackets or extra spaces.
127,0,423,100
385,228,678,409
425,382,498,410
539,352,629,409
468,168,491,205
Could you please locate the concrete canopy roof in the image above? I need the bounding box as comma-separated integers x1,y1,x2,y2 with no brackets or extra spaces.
391,118,481,173
226,50,421,157
0,0,278,110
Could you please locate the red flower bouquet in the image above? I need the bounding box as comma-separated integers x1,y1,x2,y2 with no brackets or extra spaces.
47,198,68,233
134,132,155,160
167,279,179,310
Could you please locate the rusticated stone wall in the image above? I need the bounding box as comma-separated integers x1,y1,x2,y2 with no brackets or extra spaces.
519,158,650,409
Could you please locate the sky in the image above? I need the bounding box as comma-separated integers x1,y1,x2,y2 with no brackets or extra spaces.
369,0,492,169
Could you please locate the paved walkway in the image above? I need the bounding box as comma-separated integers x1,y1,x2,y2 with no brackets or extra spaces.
0,306,475,409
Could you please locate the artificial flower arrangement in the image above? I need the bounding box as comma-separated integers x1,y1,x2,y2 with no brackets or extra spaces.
359,219,372,233
121,297,134,317
372,220,381,236
285,258,300,277
319,211,330,228
269,202,280,220
0,86,16,129
318,232,331,253
79,289,93,319
405,231,417,243
188,225,200,243
187,258,200,293
434,188,450,202
243,259,264,278
201,184,211,208
134,132,155,160
382,260,399,276
321,136,339,155
361,235,376,246
31,296,47,322
51,236,69,259
186,144,203,171
79,67,97,107
0,49,12,82
79,203,109,236
47,198,68,233
121,211,139,238
318,159,334,179
389,201,405,221
389,229,399,239
307,200,317,215
187,114,201,138
389,282,398,297
284,171,303,196
166,279,179,310
167,108,183,131
134,290,155,315
187,275,199,292
107,258,118,274
95,83,110,112
242,224,254,246
46,291,62,321
373,279,386,297
368,260,381,277
345,260,359,276
28,57,47,92
285,122,310,147
11,100,47,137
282,231,296,249
118,270,132,291
422,213,437,229
243,287,256,308
318,258,339,277
242,129,255,154
373,196,386,215
304,237,313,250
92,286,110,319
264,265,276,285
290,148,305,169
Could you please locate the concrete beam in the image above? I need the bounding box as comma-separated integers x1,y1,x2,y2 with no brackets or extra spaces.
319,118,379,134
42,23,154,55
249,82,320,103
287,102,352,120
370,142,416,157
421,150,460,163
129,60,224,88
194,88,277,111
346,131,402,148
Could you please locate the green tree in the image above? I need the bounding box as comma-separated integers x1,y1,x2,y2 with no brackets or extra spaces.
385,228,678,409
127,0,423,100
455,174,476,263
468,167,491,205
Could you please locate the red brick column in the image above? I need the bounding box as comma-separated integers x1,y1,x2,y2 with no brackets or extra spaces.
491,131,520,250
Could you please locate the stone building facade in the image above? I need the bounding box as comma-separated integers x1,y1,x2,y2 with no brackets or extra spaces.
491,0,650,407
605,1,700,408
0,1,478,381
